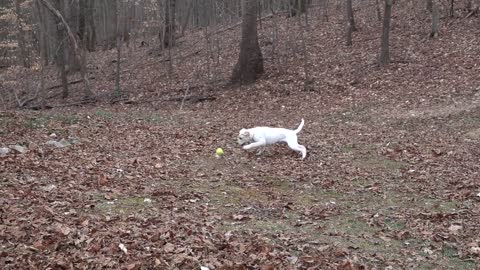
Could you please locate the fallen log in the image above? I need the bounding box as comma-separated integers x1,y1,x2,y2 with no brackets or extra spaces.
167,95,216,103
47,77,95,90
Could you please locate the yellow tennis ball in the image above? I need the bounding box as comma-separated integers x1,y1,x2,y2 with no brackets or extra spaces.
216,148,224,156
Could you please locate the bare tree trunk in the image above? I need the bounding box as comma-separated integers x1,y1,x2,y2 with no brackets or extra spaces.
258,0,263,29
79,0,86,43
345,0,354,46
110,0,118,50
40,0,93,99
35,1,49,66
14,0,29,68
62,1,80,72
466,0,472,9
163,0,176,48
204,26,212,84
181,0,193,36
379,0,393,66
449,0,454,17
304,0,310,26
430,0,439,38
53,0,69,98
323,0,330,22
114,0,122,99
39,60,46,109
130,1,136,47
346,0,356,31
35,0,47,109
100,0,116,50
102,1,108,50
426,0,433,11
270,5,278,64
79,0,96,51
160,0,174,75
231,0,264,84
346,22,353,46
86,0,96,51
299,6,311,90
123,0,131,48
465,0,479,16
290,0,307,17
375,0,382,22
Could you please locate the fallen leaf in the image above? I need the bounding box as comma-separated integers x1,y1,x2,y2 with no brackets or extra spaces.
448,224,463,235
98,174,109,186
164,242,175,253
33,240,44,250
88,243,101,253
260,264,275,270
232,214,250,221
423,247,434,255
119,243,128,255
126,263,137,270
470,246,480,255
55,223,72,236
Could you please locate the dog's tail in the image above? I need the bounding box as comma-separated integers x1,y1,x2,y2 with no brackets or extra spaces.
294,119,305,134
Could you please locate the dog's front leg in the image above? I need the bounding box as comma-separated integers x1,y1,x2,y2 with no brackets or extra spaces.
243,140,266,150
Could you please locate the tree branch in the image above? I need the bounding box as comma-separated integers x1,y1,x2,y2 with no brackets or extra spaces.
38,0,93,99
38,0,79,52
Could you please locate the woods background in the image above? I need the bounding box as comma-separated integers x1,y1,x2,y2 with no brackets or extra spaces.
0,0,479,108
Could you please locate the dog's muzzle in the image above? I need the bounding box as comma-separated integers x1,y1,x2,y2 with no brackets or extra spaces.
237,137,249,145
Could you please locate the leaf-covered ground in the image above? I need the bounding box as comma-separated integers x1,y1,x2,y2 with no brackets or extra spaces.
1,4,480,269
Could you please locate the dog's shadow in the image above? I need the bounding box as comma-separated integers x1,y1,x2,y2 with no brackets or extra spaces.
249,143,320,162
248,144,303,159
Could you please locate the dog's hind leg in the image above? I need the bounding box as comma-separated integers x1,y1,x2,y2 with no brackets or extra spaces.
298,145,307,159
286,139,307,159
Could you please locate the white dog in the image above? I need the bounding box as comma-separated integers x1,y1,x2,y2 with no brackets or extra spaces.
237,119,307,159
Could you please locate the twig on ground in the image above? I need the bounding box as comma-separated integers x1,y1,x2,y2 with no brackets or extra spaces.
180,84,190,110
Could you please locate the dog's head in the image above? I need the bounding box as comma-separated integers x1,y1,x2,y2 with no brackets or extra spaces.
237,129,251,145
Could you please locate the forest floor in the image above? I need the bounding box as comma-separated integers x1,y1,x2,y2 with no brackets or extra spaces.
1,4,480,270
